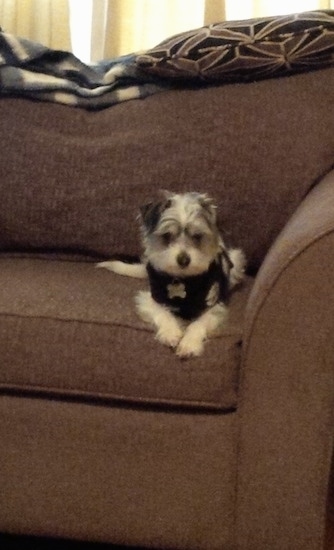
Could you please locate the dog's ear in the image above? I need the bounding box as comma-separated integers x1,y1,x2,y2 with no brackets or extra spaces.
140,201,169,233
140,191,174,232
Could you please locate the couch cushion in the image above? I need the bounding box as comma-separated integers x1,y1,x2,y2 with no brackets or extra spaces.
0,258,252,411
1,65,334,272
136,10,334,81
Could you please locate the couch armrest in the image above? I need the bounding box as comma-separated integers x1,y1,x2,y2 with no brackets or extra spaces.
236,170,334,550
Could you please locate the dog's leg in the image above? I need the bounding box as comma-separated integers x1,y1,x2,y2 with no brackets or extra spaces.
136,291,184,348
176,303,228,358
97,261,147,279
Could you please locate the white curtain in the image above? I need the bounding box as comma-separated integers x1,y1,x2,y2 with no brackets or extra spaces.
69,0,215,63
226,0,333,20
0,0,71,50
103,0,209,60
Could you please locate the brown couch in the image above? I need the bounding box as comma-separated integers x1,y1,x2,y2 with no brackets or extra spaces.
0,65,334,550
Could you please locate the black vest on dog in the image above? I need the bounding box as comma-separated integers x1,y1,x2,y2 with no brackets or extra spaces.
146,255,230,321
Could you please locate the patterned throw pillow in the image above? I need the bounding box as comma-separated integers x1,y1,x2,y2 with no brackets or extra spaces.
136,10,334,82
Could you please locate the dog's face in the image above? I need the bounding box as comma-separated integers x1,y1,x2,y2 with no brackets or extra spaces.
140,192,221,277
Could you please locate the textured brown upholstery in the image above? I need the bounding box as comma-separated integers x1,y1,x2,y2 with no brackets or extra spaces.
0,258,251,410
1,67,334,271
0,66,334,550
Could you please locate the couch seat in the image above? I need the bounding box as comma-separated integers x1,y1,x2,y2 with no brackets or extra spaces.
0,257,253,411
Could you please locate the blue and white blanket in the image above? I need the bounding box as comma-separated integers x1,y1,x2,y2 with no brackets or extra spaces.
0,30,171,109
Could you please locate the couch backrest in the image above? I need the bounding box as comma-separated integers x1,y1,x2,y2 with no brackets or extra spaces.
1,66,334,272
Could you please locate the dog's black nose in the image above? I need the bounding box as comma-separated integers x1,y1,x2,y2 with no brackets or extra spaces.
177,252,191,268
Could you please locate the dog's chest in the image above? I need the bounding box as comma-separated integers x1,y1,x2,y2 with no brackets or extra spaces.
146,259,228,320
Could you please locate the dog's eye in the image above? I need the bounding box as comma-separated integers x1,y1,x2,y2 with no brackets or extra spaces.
161,232,173,245
192,233,203,245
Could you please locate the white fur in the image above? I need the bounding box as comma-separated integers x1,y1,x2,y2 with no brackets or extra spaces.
135,291,184,348
176,303,228,358
135,291,228,358
97,192,246,358
96,260,147,279
228,248,247,289
142,193,219,278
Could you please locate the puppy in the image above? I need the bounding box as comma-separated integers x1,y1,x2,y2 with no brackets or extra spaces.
98,192,246,358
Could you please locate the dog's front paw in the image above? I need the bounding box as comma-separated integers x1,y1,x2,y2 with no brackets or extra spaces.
156,324,184,349
176,333,205,359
